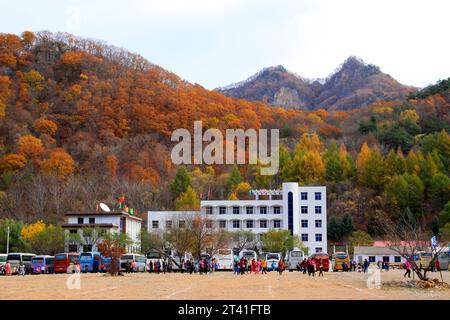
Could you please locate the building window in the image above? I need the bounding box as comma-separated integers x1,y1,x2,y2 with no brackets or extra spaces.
301,234,308,242
301,220,308,228
206,220,213,228
259,206,267,214
315,192,322,200
219,206,226,215
77,217,84,224
69,229,77,234
152,220,159,229
260,220,267,228
179,220,186,228
382,256,390,263
83,245,92,252
315,220,322,228
89,217,95,224
394,256,401,263
315,234,322,242
273,206,281,214
232,220,240,229
165,220,172,229
315,206,322,214
219,220,226,229
273,220,281,228
301,192,308,200
301,206,308,214
369,256,376,263
233,206,240,215
246,220,254,228
316,248,323,253
68,244,78,252
206,207,213,214
246,207,253,214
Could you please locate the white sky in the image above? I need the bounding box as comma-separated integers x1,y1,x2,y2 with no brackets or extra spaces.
0,0,449,89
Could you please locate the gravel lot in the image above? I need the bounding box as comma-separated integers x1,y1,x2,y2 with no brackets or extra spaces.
1,269,449,300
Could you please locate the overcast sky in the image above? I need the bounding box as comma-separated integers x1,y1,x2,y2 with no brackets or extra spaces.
1,0,449,89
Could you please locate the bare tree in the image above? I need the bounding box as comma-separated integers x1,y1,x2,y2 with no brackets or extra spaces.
384,213,448,281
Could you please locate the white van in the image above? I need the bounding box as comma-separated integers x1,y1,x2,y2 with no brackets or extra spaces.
266,253,281,271
239,249,257,261
145,250,164,271
120,254,146,272
213,249,234,270
286,249,305,271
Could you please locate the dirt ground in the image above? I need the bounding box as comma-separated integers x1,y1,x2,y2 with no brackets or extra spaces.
1,270,449,300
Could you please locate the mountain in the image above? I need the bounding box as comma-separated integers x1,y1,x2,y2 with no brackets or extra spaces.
216,56,416,110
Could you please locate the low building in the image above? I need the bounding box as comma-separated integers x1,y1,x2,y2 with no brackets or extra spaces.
63,211,142,253
353,246,406,266
148,182,327,254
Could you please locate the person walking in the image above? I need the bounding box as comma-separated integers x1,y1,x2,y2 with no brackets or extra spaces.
307,258,315,277
261,258,267,274
19,262,26,276
301,258,307,274
404,260,412,278
363,259,369,273
278,259,285,275
126,260,131,273
5,261,11,276
199,258,204,275
318,260,324,277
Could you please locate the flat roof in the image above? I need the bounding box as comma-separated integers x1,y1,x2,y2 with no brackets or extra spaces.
66,211,142,222
61,223,119,229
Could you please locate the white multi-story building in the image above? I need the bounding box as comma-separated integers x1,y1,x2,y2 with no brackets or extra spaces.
148,182,327,254
63,211,142,253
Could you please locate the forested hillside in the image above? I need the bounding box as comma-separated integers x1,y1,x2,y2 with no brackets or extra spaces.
0,31,449,243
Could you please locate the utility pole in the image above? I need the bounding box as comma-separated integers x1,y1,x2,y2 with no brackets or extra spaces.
6,226,10,254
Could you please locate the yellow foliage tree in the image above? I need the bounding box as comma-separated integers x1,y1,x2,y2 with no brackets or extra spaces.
0,153,27,172
400,109,420,124
175,186,200,211
21,220,45,241
34,118,58,137
356,141,370,175
41,148,75,178
18,135,44,159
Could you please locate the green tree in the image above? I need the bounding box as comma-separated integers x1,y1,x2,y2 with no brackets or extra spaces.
360,146,385,190
261,229,300,255
28,224,65,255
341,213,355,237
324,141,342,182
428,173,450,208
327,216,343,242
439,201,450,226
226,166,242,195
348,230,374,246
0,219,28,252
436,130,450,174
170,166,191,199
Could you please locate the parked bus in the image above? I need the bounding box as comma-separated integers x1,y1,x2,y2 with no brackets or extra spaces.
54,253,79,273
310,253,330,271
120,254,146,272
79,252,102,272
266,253,281,271
332,252,350,271
286,249,305,271
213,249,234,270
167,250,193,271
6,253,36,274
239,249,257,261
31,255,54,274
146,250,164,271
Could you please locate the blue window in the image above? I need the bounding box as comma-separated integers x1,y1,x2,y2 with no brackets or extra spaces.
287,192,293,234
219,207,226,214
246,220,254,228
315,206,322,214
301,234,308,242
301,220,308,228
394,256,401,263
301,192,308,200
232,220,240,228
315,234,322,242
315,220,322,228
246,207,253,214
260,220,267,228
316,248,323,253
259,206,267,214
274,220,281,228
273,206,281,214
301,206,308,214
233,207,240,214
315,192,322,200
